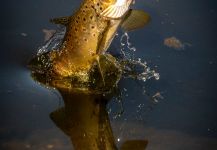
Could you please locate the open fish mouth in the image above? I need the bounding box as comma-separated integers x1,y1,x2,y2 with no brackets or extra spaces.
101,0,133,18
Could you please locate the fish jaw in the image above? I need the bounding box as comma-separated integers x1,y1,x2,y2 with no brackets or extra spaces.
100,0,133,18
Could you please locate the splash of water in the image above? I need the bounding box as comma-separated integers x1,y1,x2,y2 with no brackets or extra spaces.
36,27,159,82
35,26,160,119
37,26,66,55
107,32,160,119
118,32,160,98
119,32,160,81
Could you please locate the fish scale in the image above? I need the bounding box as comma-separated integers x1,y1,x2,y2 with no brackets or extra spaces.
28,1,151,148
31,0,150,82
52,0,116,77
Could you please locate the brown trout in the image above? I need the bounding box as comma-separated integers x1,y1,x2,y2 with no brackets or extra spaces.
49,0,150,79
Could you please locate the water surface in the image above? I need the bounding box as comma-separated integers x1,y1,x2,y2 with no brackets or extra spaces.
1,0,217,149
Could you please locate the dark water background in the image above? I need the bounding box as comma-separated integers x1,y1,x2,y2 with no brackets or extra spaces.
1,0,217,149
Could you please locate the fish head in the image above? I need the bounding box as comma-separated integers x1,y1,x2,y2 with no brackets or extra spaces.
100,0,134,19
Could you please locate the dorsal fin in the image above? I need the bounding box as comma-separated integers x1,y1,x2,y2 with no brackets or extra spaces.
121,9,151,32
50,16,70,26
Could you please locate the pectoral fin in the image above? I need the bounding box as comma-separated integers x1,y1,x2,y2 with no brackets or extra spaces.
97,19,122,54
121,10,151,32
94,55,105,86
120,140,148,150
50,16,70,26
90,54,122,89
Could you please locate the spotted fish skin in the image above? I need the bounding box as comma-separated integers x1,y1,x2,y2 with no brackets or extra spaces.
52,0,123,77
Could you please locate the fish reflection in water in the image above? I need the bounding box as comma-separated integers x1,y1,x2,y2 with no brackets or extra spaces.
31,71,148,150
28,0,156,149
51,89,149,150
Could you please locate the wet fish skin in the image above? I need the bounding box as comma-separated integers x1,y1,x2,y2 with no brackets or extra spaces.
51,0,132,77
29,0,150,86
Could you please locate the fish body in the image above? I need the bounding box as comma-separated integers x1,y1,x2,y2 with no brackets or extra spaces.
52,0,132,77
29,0,150,85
